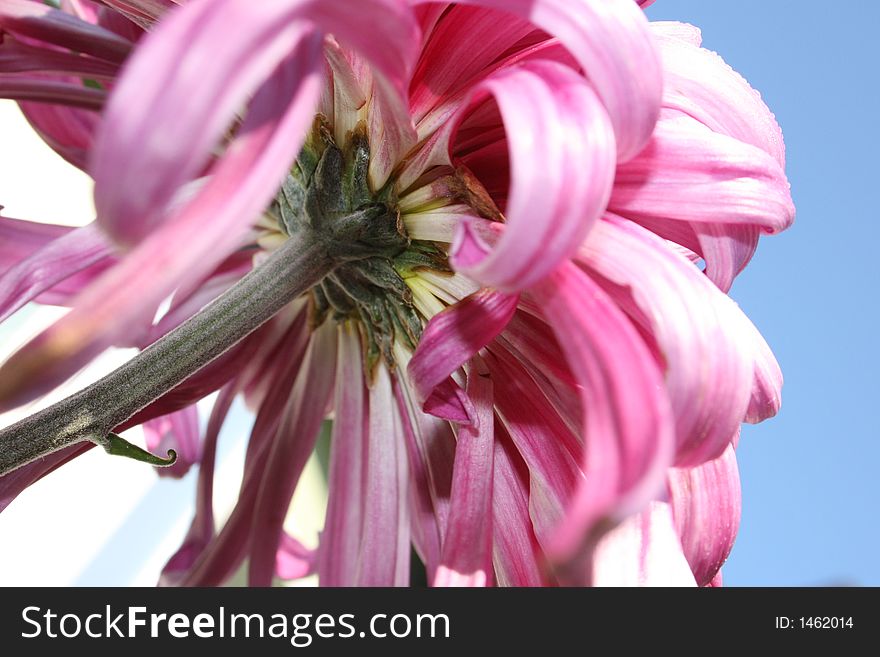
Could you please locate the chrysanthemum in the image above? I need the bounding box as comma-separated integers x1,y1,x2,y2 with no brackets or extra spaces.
0,0,793,586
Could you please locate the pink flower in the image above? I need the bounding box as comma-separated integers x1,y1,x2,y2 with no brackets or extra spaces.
0,0,793,586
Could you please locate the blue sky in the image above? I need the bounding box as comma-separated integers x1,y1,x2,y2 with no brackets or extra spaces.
646,1,880,585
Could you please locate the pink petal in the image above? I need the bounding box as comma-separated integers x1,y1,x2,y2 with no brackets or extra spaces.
609,113,794,291
0,215,71,268
447,60,615,291
18,100,99,170
275,531,316,581
142,404,201,479
592,501,696,587
0,0,132,63
668,441,741,587
535,261,675,563
579,215,754,465
178,312,313,586
434,362,494,587
0,222,114,324
0,77,106,109
247,324,337,586
408,288,518,422
356,363,410,586
394,360,457,581
652,22,786,167
485,344,582,549
318,323,368,586
408,5,535,123
743,318,783,424
491,429,547,586
412,0,661,161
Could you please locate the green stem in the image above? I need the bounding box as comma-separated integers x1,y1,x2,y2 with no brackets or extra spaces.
0,230,333,477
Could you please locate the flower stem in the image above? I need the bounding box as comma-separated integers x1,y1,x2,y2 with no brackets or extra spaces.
0,230,333,477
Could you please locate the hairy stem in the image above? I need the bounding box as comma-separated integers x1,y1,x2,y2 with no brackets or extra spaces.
0,230,333,476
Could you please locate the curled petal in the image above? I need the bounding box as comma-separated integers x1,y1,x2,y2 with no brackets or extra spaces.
275,532,317,581
0,216,71,269
743,318,783,423
159,383,235,586
18,101,99,170
412,0,661,160
449,60,615,291
668,441,741,587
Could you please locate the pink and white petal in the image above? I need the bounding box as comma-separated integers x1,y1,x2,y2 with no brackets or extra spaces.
356,363,411,586
651,20,703,46
142,403,201,479
592,501,696,587
652,23,786,167
610,114,794,234
159,382,235,586
535,261,675,562
448,61,615,291
668,441,741,587
486,345,582,548
412,0,660,161
0,222,114,324
318,323,368,586
491,428,547,587
247,323,337,586
579,215,753,465
409,288,518,423
434,362,494,587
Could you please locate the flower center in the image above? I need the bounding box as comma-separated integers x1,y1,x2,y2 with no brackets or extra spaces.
267,117,450,371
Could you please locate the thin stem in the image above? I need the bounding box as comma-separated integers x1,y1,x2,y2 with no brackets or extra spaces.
0,230,333,476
